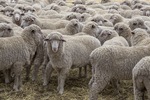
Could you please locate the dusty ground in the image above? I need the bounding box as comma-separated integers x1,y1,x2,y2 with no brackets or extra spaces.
0,0,149,100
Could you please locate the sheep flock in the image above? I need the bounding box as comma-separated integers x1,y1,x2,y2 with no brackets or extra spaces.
1,0,150,100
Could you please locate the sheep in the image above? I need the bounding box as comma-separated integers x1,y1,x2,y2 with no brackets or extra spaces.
132,56,150,100
128,17,147,30
109,14,124,25
78,13,91,22
76,21,101,38
131,28,150,46
72,0,85,5
55,19,83,35
132,3,143,10
90,15,113,27
43,3,61,13
114,22,132,46
12,9,24,26
120,0,131,8
0,0,7,7
97,29,118,44
89,43,150,100
101,0,111,4
71,5,87,14
141,6,150,17
23,5,36,14
63,13,80,21
1,6,14,17
20,14,69,29
0,24,43,91
43,31,101,94
0,23,14,37
119,9,143,18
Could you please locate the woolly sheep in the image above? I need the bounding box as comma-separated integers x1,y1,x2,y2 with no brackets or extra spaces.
76,21,101,38
141,6,150,17
89,44,150,100
131,28,150,46
0,24,43,91
0,0,7,7
12,9,24,26
1,6,14,17
114,22,132,46
55,19,83,35
0,23,14,37
132,56,150,100
43,32,101,94
128,17,147,30
21,14,69,29
97,29,119,44
90,15,113,27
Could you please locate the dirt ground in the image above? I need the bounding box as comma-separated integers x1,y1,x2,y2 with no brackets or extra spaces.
0,0,149,100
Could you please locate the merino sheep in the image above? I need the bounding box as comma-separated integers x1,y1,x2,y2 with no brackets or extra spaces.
76,21,101,38
128,17,147,30
90,15,113,27
55,19,83,35
0,24,43,91
43,32,101,94
1,6,14,17
97,29,118,44
0,0,7,7
132,56,150,100
71,5,87,14
0,23,14,37
131,28,150,46
141,6,150,17
12,9,24,26
23,5,36,14
89,43,150,100
114,22,132,46
21,14,69,29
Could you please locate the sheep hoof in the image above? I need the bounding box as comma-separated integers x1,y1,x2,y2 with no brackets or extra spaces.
58,90,63,95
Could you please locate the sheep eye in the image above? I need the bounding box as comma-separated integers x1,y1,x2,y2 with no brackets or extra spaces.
81,16,84,18
133,23,137,25
31,30,35,33
8,28,12,31
131,32,135,35
91,25,95,28
74,23,77,26
119,28,123,31
103,20,107,22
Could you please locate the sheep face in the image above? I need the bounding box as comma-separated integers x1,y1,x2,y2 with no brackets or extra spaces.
141,7,150,17
0,0,7,7
1,6,14,17
13,10,24,22
129,18,147,30
71,5,86,14
91,15,113,27
21,15,35,28
10,0,18,3
101,0,111,4
82,22,101,37
114,23,131,38
23,24,43,44
109,14,122,25
98,29,117,44
132,3,143,10
67,19,82,34
130,28,149,46
45,32,66,53
23,6,36,14
0,23,14,37
65,13,77,21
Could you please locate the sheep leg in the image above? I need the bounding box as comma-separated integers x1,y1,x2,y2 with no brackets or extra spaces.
78,67,82,78
89,65,95,87
3,69,11,84
43,62,53,86
89,74,111,100
32,58,43,82
41,56,49,80
84,65,87,78
57,68,68,95
13,62,23,91
133,77,145,100
143,77,150,99
110,79,120,95
25,64,31,81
